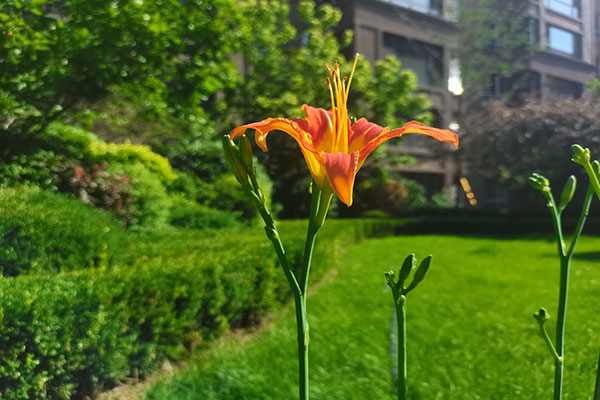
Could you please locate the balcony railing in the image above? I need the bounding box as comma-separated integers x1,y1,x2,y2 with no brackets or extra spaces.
381,0,442,17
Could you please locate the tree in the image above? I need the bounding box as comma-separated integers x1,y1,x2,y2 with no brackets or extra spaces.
456,0,534,104
461,98,600,211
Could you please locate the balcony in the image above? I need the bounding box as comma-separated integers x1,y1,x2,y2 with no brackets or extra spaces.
378,0,442,17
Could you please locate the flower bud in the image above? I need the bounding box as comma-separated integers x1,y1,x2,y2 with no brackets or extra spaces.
558,175,576,211
222,135,249,187
571,144,590,166
593,160,600,175
384,270,396,286
398,254,415,287
529,173,551,193
239,135,254,172
405,255,432,293
533,307,550,324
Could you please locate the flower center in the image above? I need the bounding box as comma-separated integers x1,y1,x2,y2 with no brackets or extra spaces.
326,54,359,154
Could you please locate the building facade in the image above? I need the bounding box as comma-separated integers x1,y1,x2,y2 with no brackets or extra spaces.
330,0,600,208
528,0,598,99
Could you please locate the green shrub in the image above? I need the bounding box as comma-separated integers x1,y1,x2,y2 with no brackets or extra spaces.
0,219,396,398
0,186,126,276
169,197,241,229
201,160,274,223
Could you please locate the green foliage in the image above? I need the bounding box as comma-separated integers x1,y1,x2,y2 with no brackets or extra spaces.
169,197,242,229
457,0,533,102
461,98,600,211
0,186,126,276
0,219,393,399
0,0,241,122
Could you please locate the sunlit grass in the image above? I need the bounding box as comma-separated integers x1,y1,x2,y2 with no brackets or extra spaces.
145,235,600,399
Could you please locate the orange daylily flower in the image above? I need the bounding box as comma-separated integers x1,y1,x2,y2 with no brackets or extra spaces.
230,55,459,206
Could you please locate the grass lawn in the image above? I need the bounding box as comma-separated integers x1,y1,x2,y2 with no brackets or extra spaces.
145,235,600,399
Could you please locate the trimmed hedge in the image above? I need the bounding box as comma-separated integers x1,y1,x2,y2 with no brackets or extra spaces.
0,187,127,276
0,219,395,399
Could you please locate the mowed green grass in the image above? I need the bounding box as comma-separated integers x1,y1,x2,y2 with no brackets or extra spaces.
145,235,600,399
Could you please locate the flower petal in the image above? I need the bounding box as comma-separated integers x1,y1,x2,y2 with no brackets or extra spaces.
349,118,389,154
230,118,330,191
299,105,335,152
324,151,359,207
358,120,458,168
400,121,459,148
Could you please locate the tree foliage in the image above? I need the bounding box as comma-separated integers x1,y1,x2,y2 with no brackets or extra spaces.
457,0,533,103
461,99,600,210
1,0,433,220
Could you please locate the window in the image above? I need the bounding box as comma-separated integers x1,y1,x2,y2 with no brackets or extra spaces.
384,0,442,17
528,18,540,45
544,0,580,19
383,33,444,87
546,76,583,98
547,25,581,57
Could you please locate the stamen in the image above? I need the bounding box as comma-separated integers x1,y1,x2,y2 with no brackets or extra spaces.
344,54,359,104
327,77,336,128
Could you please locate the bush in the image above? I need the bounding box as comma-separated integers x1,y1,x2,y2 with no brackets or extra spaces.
169,197,242,229
0,219,396,399
0,186,126,276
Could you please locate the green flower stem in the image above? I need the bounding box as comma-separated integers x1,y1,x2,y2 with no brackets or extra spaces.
257,182,330,400
581,160,600,202
537,319,562,365
544,185,594,400
225,138,332,399
395,295,407,400
294,293,309,400
301,187,333,292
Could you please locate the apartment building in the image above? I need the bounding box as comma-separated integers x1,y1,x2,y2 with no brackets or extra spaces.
329,0,461,200
328,0,600,207
472,0,600,208
528,0,598,99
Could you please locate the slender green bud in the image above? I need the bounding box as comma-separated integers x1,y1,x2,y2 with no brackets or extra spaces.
405,255,432,293
239,135,254,172
398,254,415,287
571,144,590,166
533,307,550,324
529,173,551,193
558,175,576,211
222,135,249,187
593,160,600,174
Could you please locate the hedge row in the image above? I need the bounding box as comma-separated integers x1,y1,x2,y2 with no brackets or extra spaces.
0,187,127,276
0,219,395,399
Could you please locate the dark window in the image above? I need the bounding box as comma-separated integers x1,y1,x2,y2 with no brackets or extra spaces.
489,72,540,104
544,0,580,19
383,33,444,87
546,75,583,98
547,25,582,57
385,0,442,16
528,18,540,45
